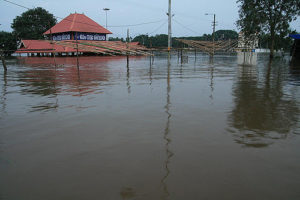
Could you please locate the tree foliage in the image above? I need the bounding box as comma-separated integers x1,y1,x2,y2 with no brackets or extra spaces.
11,7,57,40
237,0,300,58
108,37,124,42
215,30,239,40
0,31,17,56
259,30,298,51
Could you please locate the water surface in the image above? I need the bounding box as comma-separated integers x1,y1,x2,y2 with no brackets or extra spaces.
0,53,300,200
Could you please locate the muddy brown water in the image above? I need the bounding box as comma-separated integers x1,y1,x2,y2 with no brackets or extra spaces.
0,53,300,200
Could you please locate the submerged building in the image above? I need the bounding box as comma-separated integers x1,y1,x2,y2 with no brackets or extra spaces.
43,13,112,41
16,13,113,56
236,32,259,52
15,13,148,56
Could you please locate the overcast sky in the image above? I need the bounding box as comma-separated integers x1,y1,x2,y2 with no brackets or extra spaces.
1,0,299,38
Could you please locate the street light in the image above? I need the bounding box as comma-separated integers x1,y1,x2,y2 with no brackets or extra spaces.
103,8,110,29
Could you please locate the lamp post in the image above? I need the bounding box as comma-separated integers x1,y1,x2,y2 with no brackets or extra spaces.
103,8,110,29
205,13,216,56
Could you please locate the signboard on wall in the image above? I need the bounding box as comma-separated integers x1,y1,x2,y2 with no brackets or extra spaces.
75,33,106,41
52,32,107,41
53,34,71,41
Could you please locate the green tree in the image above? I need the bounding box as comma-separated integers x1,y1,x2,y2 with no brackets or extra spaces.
132,30,238,48
11,7,57,40
259,30,297,51
0,31,17,56
237,0,300,58
215,30,238,40
108,37,124,42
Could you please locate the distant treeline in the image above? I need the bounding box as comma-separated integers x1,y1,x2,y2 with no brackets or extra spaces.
109,29,296,51
136,30,238,48
109,30,239,48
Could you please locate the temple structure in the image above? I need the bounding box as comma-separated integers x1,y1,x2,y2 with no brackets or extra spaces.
44,13,112,41
15,13,144,56
15,13,148,56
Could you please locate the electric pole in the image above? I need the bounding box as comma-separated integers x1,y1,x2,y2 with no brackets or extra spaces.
205,13,216,56
168,0,172,52
212,14,216,56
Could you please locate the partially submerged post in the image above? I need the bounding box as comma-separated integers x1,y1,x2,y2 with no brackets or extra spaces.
0,51,7,72
1,56,7,72
49,24,57,68
76,32,79,69
180,44,183,64
126,29,129,65
152,51,155,64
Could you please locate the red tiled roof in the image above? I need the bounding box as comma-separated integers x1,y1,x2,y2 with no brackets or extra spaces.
15,40,148,54
129,42,140,45
16,40,78,53
44,13,112,35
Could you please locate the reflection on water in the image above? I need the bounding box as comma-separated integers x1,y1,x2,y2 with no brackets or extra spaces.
0,72,7,115
209,58,214,101
1,54,300,200
120,187,136,200
228,59,300,147
127,62,131,94
18,57,110,97
160,57,173,200
237,52,257,66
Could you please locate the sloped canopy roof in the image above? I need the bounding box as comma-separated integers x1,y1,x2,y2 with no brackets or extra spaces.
44,13,112,35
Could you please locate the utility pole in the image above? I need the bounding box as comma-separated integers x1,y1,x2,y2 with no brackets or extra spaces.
205,13,216,56
74,32,79,69
168,0,172,52
212,14,216,56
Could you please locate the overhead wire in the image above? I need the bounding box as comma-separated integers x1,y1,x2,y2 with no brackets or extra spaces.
173,19,202,36
148,20,168,35
3,0,237,39
3,0,165,29
108,20,165,28
3,0,30,10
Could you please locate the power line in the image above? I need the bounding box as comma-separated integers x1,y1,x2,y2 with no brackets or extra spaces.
173,19,202,35
3,0,31,10
149,20,168,35
175,12,212,23
108,20,165,28
3,0,165,30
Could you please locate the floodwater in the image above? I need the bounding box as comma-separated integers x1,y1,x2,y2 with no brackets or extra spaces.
0,53,300,200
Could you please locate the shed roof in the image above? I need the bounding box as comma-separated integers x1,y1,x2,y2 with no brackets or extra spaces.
44,13,112,35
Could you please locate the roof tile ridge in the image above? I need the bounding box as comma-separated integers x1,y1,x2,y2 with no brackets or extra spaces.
70,13,77,31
